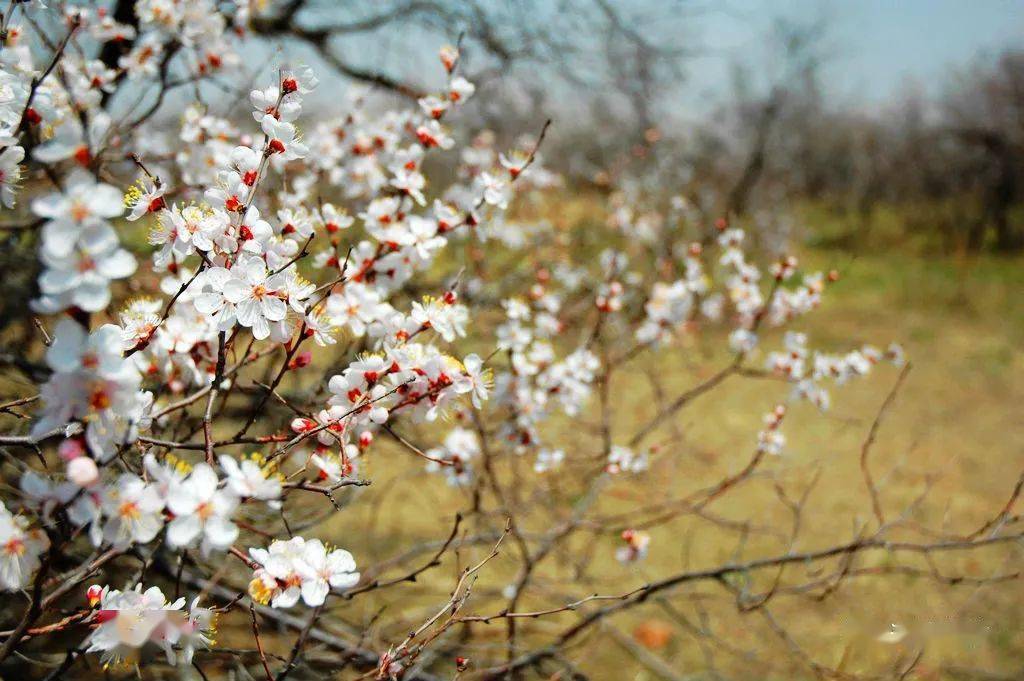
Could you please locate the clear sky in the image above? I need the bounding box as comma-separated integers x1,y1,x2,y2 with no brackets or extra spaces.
695,0,1024,107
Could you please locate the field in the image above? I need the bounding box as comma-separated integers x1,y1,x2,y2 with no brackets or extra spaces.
269,242,1023,679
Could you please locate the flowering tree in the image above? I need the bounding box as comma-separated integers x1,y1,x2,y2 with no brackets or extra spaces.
0,2,1021,680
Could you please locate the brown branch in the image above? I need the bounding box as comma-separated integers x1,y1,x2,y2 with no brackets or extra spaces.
487,530,1024,677
861,362,911,528
250,601,275,681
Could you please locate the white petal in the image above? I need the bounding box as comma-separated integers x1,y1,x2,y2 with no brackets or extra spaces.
88,184,125,218
45,320,86,372
188,463,219,499
193,292,224,315
71,281,111,312
97,249,137,279
166,488,199,516
31,194,67,220
273,585,300,608
250,314,270,340
202,516,238,551
235,297,259,326
300,578,329,607
40,219,78,257
222,278,250,304
167,514,202,548
261,296,286,322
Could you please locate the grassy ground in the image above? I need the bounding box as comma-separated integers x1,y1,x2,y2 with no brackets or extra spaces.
312,248,1024,679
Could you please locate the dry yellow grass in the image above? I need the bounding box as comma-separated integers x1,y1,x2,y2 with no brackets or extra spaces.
301,249,1024,679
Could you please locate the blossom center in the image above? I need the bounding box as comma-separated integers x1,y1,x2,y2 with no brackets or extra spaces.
77,255,96,273
118,501,140,520
3,538,25,556
70,201,90,223
90,388,111,410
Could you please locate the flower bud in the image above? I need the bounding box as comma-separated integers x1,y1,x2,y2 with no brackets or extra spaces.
291,417,316,433
86,584,103,607
67,456,99,487
58,437,85,461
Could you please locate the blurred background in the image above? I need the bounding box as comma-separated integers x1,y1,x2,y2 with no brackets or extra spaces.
241,0,1024,255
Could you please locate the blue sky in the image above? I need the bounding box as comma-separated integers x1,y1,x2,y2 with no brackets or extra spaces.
695,0,1024,106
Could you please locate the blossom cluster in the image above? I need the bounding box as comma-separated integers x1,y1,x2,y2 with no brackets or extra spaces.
248,536,360,608
0,1,556,645
84,584,215,668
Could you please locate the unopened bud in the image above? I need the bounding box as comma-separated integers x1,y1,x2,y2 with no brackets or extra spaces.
289,350,312,369
291,417,316,433
67,456,99,487
58,437,85,461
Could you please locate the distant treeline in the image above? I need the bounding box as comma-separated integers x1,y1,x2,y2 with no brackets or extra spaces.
549,48,1024,255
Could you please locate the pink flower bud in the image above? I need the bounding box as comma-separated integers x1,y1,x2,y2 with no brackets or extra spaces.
291,417,316,433
289,351,312,369
58,437,85,462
